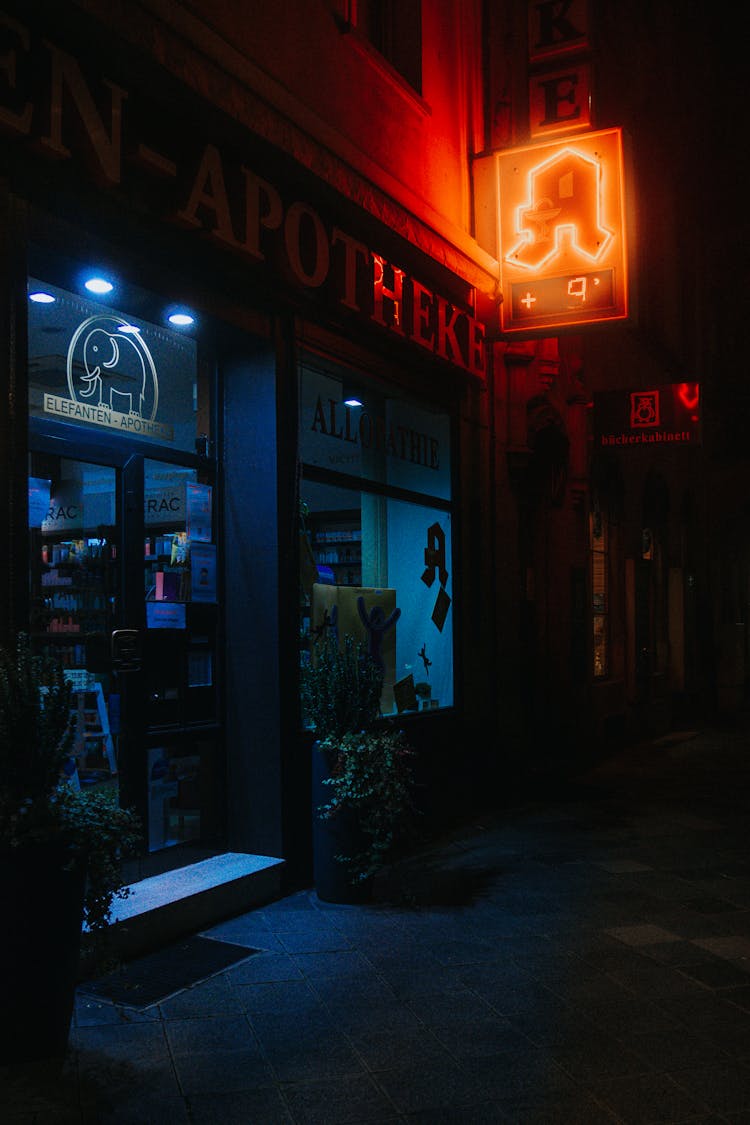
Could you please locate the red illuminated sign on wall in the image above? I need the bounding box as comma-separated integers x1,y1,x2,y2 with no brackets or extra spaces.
594,384,701,449
495,128,628,334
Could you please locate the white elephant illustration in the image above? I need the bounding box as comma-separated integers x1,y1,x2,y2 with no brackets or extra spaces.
80,327,147,415
67,315,159,421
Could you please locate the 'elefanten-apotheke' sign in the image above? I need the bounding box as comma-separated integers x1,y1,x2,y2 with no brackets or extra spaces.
0,10,486,377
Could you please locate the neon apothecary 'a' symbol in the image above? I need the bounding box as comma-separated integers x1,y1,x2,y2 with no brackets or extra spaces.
506,148,613,271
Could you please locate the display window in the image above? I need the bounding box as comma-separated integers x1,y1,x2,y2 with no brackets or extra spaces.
29,455,120,792
27,241,221,856
299,355,454,717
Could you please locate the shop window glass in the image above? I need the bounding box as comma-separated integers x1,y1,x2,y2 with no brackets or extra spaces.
27,248,220,858
300,360,453,717
144,460,199,627
27,272,207,455
28,455,120,793
146,738,216,852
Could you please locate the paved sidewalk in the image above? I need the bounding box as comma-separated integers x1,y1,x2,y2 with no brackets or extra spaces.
5,720,750,1123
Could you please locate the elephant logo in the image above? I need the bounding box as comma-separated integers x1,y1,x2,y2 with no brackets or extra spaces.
66,315,158,420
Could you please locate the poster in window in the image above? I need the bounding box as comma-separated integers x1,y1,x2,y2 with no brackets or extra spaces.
147,601,186,629
186,482,213,542
190,542,217,603
28,477,51,528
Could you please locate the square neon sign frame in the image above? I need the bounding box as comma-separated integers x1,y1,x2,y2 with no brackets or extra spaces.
496,128,628,334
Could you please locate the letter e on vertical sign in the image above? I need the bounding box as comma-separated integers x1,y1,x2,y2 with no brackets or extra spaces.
529,64,591,138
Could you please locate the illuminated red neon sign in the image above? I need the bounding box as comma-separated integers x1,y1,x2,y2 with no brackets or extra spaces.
594,384,701,449
495,128,628,334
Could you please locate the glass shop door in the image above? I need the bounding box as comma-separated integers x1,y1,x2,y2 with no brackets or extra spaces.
28,448,221,855
29,451,125,806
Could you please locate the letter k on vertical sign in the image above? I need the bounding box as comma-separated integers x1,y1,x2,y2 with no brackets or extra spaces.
528,0,590,62
492,127,629,334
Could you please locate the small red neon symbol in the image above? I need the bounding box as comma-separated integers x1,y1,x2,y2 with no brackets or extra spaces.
677,382,699,411
521,291,537,309
630,390,660,428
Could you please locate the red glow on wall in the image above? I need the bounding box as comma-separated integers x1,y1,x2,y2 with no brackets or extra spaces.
677,382,700,414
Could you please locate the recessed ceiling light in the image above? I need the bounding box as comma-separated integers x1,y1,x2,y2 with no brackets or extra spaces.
84,276,114,295
344,397,363,407
28,291,56,304
168,311,195,327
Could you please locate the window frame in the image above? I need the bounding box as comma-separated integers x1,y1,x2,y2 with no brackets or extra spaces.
298,352,456,720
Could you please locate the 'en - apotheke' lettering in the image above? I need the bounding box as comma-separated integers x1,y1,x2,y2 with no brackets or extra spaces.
0,11,486,377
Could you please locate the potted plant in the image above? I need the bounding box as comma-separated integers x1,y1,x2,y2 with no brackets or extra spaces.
301,631,416,902
0,633,141,1062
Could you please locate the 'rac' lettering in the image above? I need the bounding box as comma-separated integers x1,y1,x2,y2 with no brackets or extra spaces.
47,505,78,521
146,497,180,514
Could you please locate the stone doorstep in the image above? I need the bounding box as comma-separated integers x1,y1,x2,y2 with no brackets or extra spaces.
81,852,285,969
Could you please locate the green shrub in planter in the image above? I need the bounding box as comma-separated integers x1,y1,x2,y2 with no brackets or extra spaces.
301,631,417,891
300,631,383,740
317,725,416,884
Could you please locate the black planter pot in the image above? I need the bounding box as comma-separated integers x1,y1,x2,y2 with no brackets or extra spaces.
0,838,87,1062
312,744,373,904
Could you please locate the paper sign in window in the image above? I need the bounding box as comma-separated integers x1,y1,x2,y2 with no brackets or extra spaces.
190,542,217,603
186,482,212,542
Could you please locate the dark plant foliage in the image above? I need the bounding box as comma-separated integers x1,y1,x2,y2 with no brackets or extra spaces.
300,632,383,740
56,786,141,930
0,633,141,930
301,630,417,884
318,726,417,883
0,633,74,824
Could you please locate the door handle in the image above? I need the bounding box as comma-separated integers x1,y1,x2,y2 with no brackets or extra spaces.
111,628,141,671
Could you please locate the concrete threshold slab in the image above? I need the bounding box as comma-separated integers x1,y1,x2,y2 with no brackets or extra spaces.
82,852,285,967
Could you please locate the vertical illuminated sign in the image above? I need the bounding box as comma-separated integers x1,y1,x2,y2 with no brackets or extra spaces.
529,65,591,138
495,128,628,334
528,0,590,63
